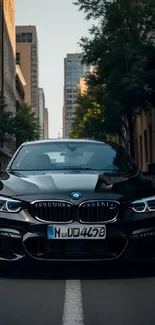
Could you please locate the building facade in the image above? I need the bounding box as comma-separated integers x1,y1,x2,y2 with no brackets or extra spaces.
2,0,16,113
0,0,2,92
16,25,39,115
0,0,16,169
38,87,45,139
44,108,49,139
63,53,89,138
134,110,155,171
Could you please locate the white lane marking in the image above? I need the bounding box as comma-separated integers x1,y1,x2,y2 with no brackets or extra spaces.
62,280,84,325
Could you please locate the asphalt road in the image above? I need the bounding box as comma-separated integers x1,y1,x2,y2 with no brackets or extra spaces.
0,263,155,325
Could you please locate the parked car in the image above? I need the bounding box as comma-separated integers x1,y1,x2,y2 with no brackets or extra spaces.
0,138,155,265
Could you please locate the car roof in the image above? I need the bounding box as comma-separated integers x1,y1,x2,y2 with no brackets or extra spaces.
23,138,121,147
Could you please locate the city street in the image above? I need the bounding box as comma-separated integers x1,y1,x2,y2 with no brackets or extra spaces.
0,263,155,325
1,0,155,324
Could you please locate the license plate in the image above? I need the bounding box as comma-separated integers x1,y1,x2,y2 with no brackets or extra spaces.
47,225,106,240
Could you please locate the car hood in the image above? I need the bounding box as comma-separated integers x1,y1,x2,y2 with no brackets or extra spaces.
0,170,155,203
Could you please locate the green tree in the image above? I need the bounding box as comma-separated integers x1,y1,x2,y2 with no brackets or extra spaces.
70,77,126,144
70,92,106,139
13,103,41,148
0,91,14,148
73,0,155,158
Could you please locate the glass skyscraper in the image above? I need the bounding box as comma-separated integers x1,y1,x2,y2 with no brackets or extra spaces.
63,53,89,138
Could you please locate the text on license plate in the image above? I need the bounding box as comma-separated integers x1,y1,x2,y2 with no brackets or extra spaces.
47,225,106,240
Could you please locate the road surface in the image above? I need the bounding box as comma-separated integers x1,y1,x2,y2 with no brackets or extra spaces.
0,262,154,325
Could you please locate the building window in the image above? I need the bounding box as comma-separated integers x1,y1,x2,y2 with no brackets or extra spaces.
66,89,72,93
16,32,33,43
66,79,72,85
21,33,27,42
21,33,32,43
27,33,33,42
16,52,20,64
31,58,37,62
31,47,36,53
67,95,72,99
67,112,72,117
67,100,72,105
72,81,79,86
31,76,37,80
66,106,72,110
66,66,72,70
72,73,78,78
144,129,148,165
16,33,21,42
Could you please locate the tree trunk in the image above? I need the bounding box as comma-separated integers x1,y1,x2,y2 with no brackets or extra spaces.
119,131,128,149
128,127,135,159
126,108,135,159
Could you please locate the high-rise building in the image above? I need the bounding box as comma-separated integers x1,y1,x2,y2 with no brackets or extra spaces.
0,0,16,169
38,87,45,139
16,25,39,115
63,53,89,138
44,108,49,139
1,0,16,113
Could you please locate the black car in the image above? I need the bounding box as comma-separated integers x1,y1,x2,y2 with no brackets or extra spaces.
0,138,155,265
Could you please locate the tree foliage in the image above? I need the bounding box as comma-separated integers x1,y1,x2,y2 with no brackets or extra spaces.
0,92,14,148
0,93,41,150
70,85,120,142
12,103,41,148
73,0,105,19
72,0,155,158
70,93,106,140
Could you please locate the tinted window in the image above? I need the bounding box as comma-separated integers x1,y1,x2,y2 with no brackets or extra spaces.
10,142,135,172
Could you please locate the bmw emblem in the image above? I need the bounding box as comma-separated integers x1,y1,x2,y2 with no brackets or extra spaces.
71,192,82,200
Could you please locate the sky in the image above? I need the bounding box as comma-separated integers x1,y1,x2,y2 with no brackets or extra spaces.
15,0,92,138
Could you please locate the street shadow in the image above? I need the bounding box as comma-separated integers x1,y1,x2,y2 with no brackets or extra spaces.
0,260,155,280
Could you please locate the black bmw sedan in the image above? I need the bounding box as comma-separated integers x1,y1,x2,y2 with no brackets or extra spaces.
0,138,155,264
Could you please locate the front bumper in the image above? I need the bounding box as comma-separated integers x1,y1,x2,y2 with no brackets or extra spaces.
0,210,155,262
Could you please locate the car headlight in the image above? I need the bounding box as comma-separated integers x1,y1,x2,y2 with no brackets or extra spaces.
0,196,23,213
129,196,155,213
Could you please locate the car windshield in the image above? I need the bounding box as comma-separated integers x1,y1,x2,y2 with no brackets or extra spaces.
9,141,136,172
10,142,135,172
